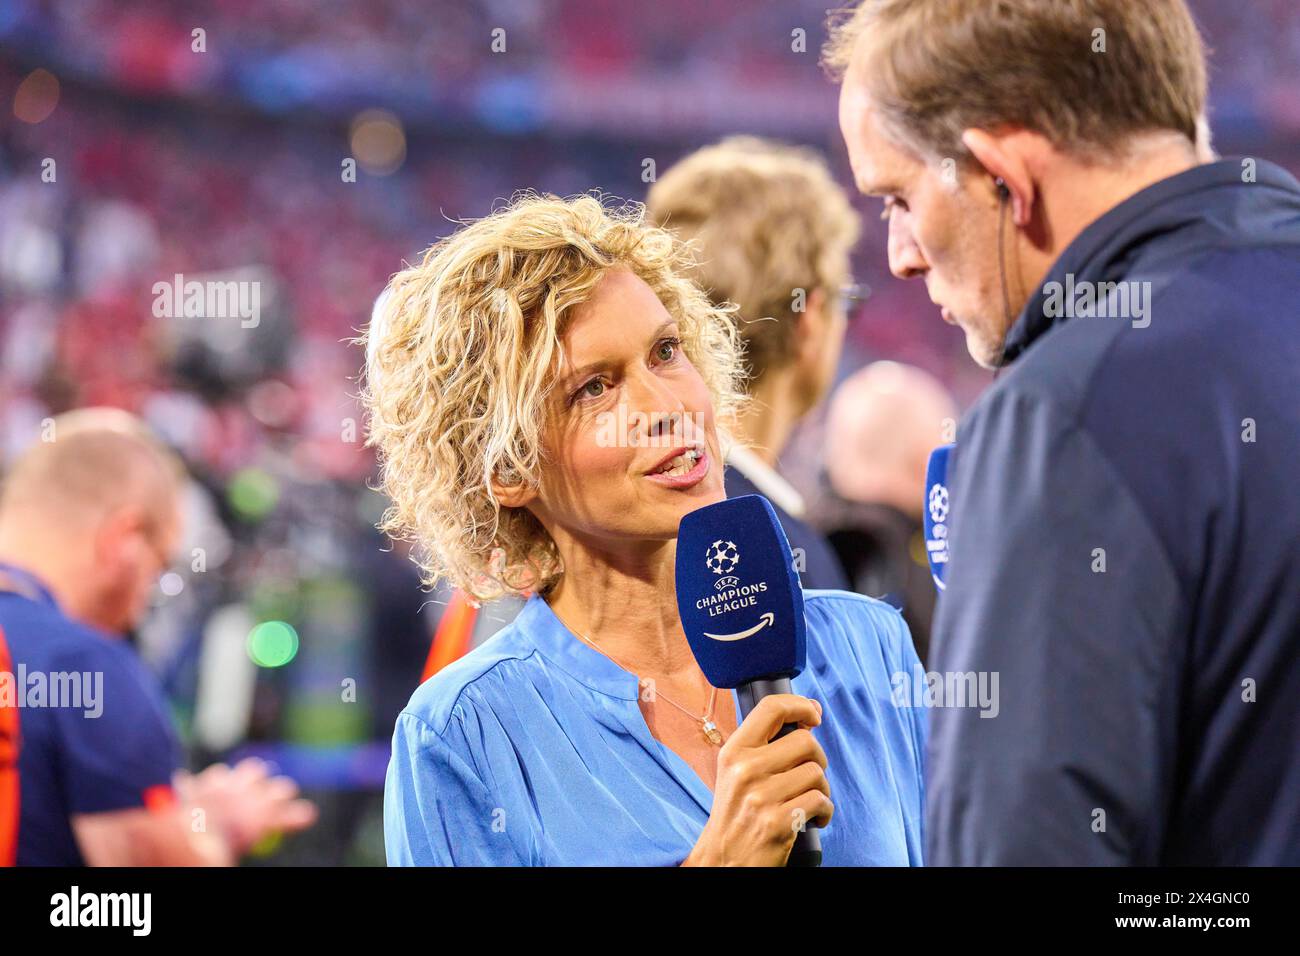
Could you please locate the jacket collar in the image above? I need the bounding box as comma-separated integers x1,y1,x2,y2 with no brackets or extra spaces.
725,444,806,518
0,561,60,610
999,157,1300,365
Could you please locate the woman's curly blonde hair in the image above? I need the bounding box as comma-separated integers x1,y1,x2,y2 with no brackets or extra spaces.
359,192,749,602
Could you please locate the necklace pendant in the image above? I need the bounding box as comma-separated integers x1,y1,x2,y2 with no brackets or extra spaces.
702,719,723,745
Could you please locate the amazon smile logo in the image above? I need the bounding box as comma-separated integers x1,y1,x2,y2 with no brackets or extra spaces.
703,611,774,642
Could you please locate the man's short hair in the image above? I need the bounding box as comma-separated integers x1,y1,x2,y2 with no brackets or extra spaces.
646,137,860,384
0,408,183,526
822,0,1207,164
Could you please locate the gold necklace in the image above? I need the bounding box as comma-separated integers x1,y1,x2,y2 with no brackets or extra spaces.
575,630,726,746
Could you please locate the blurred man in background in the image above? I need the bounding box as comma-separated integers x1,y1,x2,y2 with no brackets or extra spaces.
0,408,316,865
814,361,957,663
827,0,1300,864
647,136,860,591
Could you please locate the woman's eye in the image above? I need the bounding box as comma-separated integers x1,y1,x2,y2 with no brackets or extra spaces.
880,196,906,221
575,378,605,402
655,337,681,362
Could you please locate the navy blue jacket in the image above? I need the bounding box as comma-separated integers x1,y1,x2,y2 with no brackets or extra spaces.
928,159,1300,865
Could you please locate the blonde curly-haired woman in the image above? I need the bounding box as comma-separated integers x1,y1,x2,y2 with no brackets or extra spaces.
364,193,925,866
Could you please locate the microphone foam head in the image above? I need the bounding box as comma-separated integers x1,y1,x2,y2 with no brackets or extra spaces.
675,494,806,688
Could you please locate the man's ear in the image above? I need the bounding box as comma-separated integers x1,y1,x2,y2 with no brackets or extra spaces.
960,128,1033,227
91,506,142,569
490,473,537,510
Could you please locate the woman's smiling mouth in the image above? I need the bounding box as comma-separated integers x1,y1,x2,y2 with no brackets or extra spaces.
644,446,710,489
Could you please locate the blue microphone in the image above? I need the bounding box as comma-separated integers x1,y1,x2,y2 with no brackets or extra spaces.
923,444,954,591
675,493,820,867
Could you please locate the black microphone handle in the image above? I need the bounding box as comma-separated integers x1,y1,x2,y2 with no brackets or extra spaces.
735,676,823,868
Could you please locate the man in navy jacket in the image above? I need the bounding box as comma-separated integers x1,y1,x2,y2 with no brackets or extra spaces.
0,409,316,865
826,0,1299,863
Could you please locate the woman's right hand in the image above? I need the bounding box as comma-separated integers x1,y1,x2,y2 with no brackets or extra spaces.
682,694,832,867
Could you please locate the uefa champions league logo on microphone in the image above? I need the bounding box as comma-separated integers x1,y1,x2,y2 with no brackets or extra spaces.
923,443,954,592
705,539,740,576
926,481,950,590
705,540,745,594
928,484,949,524
696,538,772,639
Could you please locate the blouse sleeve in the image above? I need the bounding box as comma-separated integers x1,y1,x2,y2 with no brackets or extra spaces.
384,708,529,866
806,592,929,865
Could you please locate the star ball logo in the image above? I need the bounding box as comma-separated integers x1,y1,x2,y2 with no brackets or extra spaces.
925,479,950,591
928,484,949,524
705,539,739,576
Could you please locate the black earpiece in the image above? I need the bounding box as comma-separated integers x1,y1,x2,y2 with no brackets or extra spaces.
995,177,1010,200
